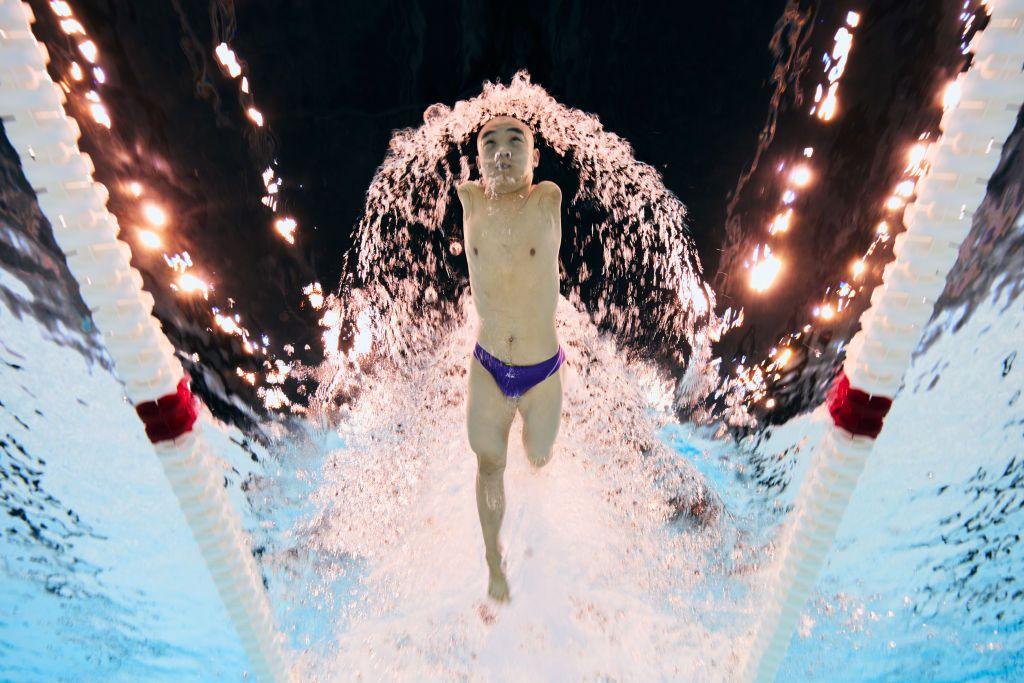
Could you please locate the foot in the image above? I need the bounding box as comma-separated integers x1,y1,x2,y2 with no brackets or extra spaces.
487,560,510,602
487,565,512,602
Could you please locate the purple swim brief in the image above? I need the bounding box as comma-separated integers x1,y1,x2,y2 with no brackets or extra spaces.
473,342,565,399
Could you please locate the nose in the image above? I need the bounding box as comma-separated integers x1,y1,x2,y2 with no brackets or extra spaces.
494,149,512,161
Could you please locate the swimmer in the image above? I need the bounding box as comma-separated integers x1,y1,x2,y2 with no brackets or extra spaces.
456,116,564,602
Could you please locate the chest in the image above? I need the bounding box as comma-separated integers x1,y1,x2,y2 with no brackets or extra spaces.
465,204,556,265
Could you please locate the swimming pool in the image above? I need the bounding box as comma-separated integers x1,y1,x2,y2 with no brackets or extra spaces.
2,253,1022,679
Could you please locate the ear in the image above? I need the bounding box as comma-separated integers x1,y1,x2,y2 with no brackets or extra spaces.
533,148,539,167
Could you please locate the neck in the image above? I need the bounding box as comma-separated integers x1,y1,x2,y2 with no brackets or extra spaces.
484,176,533,198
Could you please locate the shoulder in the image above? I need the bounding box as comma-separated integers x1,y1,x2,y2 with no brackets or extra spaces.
535,180,561,204
534,181,561,217
457,180,482,201
456,181,482,219
456,180,482,217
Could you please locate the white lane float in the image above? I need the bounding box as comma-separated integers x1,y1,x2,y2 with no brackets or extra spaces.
742,3,1024,681
0,2,290,680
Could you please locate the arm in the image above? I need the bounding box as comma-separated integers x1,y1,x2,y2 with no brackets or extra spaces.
456,180,478,217
537,181,562,250
536,180,562,213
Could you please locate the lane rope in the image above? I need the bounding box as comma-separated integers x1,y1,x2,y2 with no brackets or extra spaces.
742,3,1024,680
0,3,291,679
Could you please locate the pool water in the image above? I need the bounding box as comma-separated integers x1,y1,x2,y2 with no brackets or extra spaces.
2,263,1022,680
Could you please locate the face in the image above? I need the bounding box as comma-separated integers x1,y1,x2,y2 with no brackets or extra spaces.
476,116,539,195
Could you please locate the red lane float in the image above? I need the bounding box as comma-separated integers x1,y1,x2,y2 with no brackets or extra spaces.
135,376,200,443
826,371,893,439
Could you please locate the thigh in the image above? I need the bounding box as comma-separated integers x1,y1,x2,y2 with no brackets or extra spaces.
517,366,563,450
467,356,517,462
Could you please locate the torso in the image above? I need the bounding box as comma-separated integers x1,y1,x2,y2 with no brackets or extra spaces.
458,180,561,364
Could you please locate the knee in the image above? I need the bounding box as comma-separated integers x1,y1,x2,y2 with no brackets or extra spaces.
525,442,553,468
475,450,506,476
469,433,506,476
522,430,554,468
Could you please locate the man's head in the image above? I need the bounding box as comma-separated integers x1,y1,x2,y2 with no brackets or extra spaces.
475,115,539,195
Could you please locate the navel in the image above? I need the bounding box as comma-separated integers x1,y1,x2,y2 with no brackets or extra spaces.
473,247,478,255
529,247,535,256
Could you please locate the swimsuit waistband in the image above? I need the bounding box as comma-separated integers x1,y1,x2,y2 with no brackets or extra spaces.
474,342,563,368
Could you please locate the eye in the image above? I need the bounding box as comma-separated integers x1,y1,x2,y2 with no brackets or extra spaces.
485,141,494,146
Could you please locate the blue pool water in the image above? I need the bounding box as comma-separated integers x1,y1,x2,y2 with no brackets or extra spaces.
1,265,1023,680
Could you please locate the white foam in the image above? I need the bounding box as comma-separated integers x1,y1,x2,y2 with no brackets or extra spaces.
279,300,756,681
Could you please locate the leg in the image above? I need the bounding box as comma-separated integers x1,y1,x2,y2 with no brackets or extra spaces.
517,365,563,468
467,356,517,601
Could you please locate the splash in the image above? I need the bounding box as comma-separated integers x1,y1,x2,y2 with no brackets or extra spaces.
266,301,767,680
306,70,740,424
260,73,774,679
